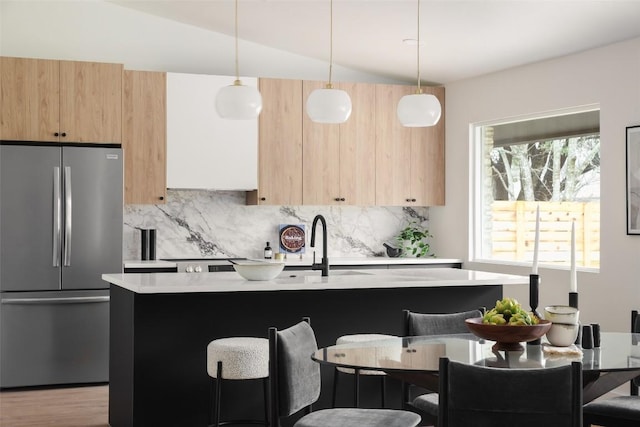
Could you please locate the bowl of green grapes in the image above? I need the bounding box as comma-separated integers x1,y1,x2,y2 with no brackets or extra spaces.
466,298,551,351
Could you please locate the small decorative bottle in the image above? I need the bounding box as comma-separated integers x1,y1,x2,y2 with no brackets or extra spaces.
264,242,273,259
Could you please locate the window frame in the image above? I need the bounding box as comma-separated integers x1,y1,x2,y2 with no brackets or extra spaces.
470,104,601,272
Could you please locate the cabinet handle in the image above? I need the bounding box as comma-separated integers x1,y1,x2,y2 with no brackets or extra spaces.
54,132,59,137
412,198,417,202
159,196,164,201
340,198,345,202
61,132,67,137
334,197,340,202
406,198,411,202
260,197,266,201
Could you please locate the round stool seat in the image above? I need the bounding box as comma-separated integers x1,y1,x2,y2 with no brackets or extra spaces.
207,337,269,380
336,334,397,375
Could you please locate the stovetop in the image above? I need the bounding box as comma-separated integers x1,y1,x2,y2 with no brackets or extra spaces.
161,258,247,273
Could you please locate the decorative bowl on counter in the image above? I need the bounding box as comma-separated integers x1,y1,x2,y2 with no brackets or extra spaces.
465,317,552,351
232,260,285,281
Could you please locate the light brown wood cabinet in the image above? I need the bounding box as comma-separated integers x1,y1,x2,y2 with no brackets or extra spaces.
0,57,122,144
302,81,376,205
375,84,445,206
122,70,167,204
247,78,303,206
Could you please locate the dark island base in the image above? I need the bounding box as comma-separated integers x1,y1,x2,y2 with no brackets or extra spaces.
109,284,502,427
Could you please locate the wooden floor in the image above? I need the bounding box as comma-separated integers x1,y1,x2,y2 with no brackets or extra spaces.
0,383,612,427
0,384,108,427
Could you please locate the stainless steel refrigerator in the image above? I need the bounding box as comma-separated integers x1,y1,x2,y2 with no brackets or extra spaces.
0,143,123,388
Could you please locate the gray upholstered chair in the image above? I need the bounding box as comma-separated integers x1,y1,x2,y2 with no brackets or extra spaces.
402,308,483,423
581,310,640,427
583,397,640,427
268,319,421,427
438,357,583,427
331,333,397,408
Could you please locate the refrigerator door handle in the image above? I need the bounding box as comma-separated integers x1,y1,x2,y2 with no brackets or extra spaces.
53,167,61,267
1,296,110,305
63,166,72,266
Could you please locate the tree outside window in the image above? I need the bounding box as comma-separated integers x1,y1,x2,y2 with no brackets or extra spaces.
476,109,600,269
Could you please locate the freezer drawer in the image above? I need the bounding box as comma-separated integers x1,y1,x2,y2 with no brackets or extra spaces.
0,290,109,388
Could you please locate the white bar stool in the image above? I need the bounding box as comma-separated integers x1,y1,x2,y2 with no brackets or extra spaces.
332,333,397,408
206,337,269,427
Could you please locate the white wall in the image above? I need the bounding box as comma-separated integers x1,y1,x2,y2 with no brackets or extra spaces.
433,37,640,331
0,0,401,83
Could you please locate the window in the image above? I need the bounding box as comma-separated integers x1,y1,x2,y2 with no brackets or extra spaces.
473,107,600,269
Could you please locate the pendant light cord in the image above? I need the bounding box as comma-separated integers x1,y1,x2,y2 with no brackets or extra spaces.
416,0,422,93
328,0,334,88
234,0,240,84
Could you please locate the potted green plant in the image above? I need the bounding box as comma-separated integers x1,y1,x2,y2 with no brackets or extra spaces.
396,221,434,258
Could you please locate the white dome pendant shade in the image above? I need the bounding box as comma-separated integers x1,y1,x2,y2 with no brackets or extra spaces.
216,80,262,120
397,0,441,128
397,91,441,127
306,0,352,124
306,84,352,124
215,0,262,120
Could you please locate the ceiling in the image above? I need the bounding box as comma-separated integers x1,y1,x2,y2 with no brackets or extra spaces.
109,0,640,85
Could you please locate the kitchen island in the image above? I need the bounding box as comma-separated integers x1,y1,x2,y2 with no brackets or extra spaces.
103,268,527,427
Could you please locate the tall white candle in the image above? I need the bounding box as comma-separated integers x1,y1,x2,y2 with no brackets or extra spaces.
570,220,577,292
532,205,540,274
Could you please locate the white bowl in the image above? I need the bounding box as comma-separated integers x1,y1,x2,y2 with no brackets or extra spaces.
232,260,285,281
546,322,580,347
544,305,579,325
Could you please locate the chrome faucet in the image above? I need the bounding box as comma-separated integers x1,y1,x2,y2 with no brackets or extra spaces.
310,214,329,276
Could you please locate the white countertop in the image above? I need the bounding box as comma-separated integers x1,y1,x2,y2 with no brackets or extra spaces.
123,257,463,269
103,268,527,294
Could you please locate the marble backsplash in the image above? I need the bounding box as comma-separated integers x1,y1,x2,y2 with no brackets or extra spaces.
123,190,430,260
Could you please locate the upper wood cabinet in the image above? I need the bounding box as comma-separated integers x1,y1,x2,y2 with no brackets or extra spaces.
375,84,445,206
0,57,122,143
247,78,303,205
302,81,376,205
166,72,258,190
123,70,167,204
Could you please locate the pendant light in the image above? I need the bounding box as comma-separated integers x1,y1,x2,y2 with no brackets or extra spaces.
306,0,352,124
215,0,262,120
397,0,441,127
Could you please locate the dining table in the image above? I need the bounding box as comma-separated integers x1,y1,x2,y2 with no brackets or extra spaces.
312,332,640,404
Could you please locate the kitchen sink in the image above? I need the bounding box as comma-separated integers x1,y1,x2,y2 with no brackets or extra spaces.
330,270,374,276
277,270,373,279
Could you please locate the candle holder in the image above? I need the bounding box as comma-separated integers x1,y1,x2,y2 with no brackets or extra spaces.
569,292,579,309
528,274,542,345
569,292,580,344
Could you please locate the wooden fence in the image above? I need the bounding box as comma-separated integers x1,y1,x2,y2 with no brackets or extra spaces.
489,201,600,268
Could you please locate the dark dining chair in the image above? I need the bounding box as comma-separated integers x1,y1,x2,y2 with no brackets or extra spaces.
402,308,483,424
581,310,640,427
268,318,421,427
438,357,583,427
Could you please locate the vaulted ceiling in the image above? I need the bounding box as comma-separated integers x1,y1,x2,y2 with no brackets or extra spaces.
109,0,640,84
